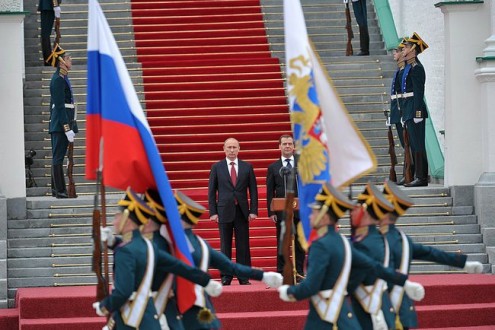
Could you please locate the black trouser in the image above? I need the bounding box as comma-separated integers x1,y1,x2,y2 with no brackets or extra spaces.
352,0,369,54
218,204,251,282
405,119,428,180
51,132,68,196
40,10,55,64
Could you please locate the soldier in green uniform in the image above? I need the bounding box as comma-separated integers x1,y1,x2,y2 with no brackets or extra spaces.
380,180,483,329
388,37,412,185
350,183,402,330
38,0,61,65
93,187,222,330
277,183,424,330
47,44,78,198
174,190,282,330
350,0,370,55
400,33,429,187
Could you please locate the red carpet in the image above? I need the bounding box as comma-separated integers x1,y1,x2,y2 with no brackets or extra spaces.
131,0,290,274
2,274,494,329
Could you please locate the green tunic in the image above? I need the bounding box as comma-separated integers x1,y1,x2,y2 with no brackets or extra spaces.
386,224,466,328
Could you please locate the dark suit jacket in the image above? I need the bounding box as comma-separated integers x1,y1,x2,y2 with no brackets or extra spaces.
266,157,299,219
208,159,258,223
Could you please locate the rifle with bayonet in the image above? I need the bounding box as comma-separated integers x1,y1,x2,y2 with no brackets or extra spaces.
92,169,109,301
345,0,354,56
385,110,398,182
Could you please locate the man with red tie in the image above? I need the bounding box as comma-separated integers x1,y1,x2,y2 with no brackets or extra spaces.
208,137,259,285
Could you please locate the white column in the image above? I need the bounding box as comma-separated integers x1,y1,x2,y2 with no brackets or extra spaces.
438,2,490,186
474,1,495,265
0,13,27,198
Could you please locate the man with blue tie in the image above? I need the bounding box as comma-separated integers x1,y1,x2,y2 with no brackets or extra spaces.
266,134,305,280
208,137,258,285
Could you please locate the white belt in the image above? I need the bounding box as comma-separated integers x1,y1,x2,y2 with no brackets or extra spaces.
129,291,153,301
390,92,414,100
51,103,75,109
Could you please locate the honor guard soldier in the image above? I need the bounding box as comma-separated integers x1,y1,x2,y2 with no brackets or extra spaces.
175,190,282,330
277,183,424,330
380,180,483,329
350,183,403,330
400,32,429,187
388,37,408,152
94,188,222,330
38,0,61,65
47,44,78,198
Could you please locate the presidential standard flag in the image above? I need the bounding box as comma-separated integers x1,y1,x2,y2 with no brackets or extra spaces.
86,0,196,312
284,0,376,244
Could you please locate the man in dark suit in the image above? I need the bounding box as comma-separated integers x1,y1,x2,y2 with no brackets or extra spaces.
266,134,305,280
208,137,258,285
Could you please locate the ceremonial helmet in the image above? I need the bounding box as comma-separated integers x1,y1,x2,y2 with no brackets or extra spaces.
382,180,414,217
309,182,356,221
46,43,68,67
174,190,206,225
117,187,155,227
405,32,429,54
144,189,168,224
356,183,394,220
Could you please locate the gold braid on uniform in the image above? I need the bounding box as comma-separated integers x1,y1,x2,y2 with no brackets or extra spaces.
145,191,167,224
357,191,388,220
118,193,155,225
197,307,215,324
315,185,353,219
383,185,413,216
46,43,66,67
175,192,203,225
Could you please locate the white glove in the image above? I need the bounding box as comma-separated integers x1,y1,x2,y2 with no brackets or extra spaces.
278,285,296,302
404,280,425,301
463,261,483,274
92,302,105,317
413,118,424,123
100,226,115,246
343,0,348,4
385,118,391,127
53,6,61,18
262,272,283,288
204,280,222,297
65,130,75,142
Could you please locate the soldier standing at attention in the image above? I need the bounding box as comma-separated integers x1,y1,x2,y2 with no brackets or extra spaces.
47,44,77,198
38,0,61,65
380,180,483,330
176,190,282,330
350,0,370,55
401,33,429,187
277,183,424,329
388,37,411,184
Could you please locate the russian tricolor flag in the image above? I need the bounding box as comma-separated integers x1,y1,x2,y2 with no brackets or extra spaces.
86,0,196,313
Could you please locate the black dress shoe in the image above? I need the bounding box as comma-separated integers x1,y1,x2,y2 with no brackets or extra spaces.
221,278,232,286
356,51,370,56
404,178,428,187
56,192,69,199
238,280,251,285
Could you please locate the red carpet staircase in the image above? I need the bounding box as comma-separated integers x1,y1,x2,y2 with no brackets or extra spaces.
131,0,290,274
3,0,494,329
